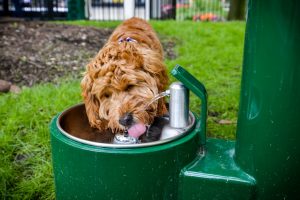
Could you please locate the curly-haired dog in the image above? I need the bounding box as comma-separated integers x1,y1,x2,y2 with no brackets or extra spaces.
81,17,168,138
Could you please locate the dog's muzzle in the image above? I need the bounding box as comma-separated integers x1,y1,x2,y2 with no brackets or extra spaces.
119,113,134,127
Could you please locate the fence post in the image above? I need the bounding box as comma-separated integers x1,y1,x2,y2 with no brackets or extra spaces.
47,0,54,19
85,0,89,19
172,0,176,19
3,0,9,15
145,0,150,20
124,0,135,19
150,0,161,19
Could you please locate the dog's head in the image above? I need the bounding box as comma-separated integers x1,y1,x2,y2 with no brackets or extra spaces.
81,41,168,136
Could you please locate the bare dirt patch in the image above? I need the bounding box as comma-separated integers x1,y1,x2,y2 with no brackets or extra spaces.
0,21,176,87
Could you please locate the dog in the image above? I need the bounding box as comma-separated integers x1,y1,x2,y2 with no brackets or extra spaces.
81,17,168,139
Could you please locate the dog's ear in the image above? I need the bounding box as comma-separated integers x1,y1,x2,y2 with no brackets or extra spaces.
140,48,168,92
140,48,169,117
81,74,105,130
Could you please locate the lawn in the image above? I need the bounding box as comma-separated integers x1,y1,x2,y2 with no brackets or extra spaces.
0,20,245,199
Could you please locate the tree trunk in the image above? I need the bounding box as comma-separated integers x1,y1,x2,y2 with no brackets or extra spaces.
228,0,246,20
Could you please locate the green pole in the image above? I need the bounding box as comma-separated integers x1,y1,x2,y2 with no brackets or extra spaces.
235,0,300,199
67,0,85,20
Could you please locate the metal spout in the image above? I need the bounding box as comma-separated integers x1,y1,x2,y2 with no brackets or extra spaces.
160,82,190,140
169,82,189,128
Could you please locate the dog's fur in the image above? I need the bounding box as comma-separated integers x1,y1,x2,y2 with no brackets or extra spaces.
81,17,168,133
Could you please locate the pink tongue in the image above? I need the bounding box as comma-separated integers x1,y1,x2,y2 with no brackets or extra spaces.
128,123,146,138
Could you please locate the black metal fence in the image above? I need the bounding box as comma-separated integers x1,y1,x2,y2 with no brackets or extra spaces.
0,0,67,19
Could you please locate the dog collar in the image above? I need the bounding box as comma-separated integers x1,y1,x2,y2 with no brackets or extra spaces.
118,37,137,44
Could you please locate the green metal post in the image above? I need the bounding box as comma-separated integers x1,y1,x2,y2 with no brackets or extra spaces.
235,0,300,199
67,0,85,20
178,1,299,199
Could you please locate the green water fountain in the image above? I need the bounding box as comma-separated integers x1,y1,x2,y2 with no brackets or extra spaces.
50,0,299,199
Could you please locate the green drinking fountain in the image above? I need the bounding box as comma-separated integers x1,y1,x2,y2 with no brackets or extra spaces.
50,0,300,199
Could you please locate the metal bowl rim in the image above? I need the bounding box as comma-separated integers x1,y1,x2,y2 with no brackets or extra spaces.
56,103,195,148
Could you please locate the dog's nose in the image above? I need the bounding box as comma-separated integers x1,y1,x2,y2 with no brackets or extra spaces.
119,113,134,126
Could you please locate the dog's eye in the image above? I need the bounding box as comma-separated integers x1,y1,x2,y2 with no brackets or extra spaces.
103,93,111,98
118,38,124,43
125,85,134,91
126,37,136,43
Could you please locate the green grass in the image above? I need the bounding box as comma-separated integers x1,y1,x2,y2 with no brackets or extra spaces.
0,80,82,199
0,20,245,199
156,21,245,138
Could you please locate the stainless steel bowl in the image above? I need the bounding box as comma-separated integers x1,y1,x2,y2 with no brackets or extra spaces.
57,103,195,148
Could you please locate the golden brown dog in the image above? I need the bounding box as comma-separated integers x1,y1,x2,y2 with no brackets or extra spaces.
81,17,168,138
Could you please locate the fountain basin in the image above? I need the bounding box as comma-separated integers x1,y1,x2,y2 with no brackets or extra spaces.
57,103,195,147
50,103,201,199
